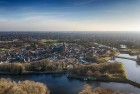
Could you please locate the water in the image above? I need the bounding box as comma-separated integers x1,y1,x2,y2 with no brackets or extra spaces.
0,54,140,94
115,54,140,83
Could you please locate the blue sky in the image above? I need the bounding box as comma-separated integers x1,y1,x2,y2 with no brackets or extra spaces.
0,0,140,31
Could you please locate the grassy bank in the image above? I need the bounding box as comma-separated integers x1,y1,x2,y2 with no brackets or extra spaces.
0,78,50,94
79,85,125,94
68,63,127,81
0,59,68,74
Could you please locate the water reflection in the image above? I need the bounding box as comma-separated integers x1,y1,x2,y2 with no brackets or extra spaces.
115,54,140,83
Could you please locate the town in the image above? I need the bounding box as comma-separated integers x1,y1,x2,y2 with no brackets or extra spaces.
0,38,119,64
0,32,140,94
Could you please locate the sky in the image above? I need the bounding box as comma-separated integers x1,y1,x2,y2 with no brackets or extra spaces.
0,0,140,32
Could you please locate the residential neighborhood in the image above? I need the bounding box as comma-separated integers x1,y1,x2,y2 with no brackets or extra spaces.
0,39,118,65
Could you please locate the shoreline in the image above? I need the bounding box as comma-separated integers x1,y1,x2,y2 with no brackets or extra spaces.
0,71,66,75
67,74,140,89
1,71,140,89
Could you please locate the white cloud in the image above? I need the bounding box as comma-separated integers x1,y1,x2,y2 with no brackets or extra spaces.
0,15,140,32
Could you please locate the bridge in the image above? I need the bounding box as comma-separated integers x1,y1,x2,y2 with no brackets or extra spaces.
116,56,137,61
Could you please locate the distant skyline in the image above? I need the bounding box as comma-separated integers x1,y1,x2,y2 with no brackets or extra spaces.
0,0,140,32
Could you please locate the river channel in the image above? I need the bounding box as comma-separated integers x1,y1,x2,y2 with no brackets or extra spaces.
0,54,140,94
